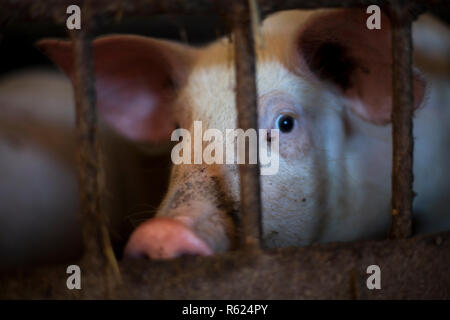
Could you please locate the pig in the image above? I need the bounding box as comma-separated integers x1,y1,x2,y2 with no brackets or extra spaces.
0,70,81,268
2,8,449,263
0,69,172,268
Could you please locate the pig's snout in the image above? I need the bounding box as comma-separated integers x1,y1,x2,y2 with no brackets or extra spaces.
124,217,213,260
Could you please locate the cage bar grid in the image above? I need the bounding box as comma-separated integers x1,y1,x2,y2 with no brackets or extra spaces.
1,0,449,299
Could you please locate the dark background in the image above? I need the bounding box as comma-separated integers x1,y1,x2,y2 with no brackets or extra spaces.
0,14,226,77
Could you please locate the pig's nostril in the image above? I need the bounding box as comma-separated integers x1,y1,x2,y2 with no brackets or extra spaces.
123,217,213,260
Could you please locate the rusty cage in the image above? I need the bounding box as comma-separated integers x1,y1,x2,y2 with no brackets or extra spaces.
0,0,449,299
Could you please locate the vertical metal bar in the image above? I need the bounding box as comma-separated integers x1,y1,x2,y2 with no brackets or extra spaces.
389,7,414,239
69,1,120,291
70,17,101,264
232,0,262,250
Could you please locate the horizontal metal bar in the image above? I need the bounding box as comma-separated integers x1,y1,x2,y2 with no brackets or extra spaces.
1,231,449,299
0,0,448,25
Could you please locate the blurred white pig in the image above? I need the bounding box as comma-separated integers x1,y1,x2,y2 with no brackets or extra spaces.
0,71,172,268
1,8,449,264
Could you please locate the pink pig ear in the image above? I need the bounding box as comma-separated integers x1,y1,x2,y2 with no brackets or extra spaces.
294,9,426,125
37,35,196,142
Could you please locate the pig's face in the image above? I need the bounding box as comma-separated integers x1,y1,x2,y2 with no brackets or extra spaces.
169,56,340,250
39,9,426,259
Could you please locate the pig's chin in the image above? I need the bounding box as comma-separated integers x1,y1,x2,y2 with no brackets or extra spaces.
123,217,213,260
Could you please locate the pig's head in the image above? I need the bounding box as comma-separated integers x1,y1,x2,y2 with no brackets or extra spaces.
38,8,426,259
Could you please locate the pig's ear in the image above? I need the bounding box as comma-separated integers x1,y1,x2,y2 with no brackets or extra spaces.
293,9,426,125
37,35,196,142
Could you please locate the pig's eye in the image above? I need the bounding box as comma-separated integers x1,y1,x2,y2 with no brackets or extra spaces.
276,115,295,133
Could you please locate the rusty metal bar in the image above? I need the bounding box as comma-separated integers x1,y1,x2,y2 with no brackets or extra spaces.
70,7,103,265
1,0,448,25
68,2,121,293
1,231,449,299
232,0,262,250
389,6,415,239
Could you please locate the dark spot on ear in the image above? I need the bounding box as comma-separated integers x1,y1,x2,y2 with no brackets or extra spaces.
301,40,357,91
